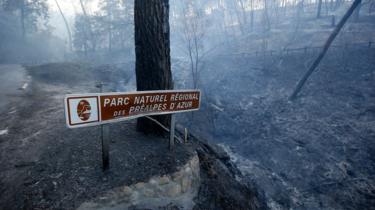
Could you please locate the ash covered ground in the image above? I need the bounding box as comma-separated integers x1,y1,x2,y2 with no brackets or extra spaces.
1,1,375,209
175,33,375,210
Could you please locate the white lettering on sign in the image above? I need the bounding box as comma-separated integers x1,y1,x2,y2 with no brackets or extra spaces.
104,97,130,107
64,90,201,128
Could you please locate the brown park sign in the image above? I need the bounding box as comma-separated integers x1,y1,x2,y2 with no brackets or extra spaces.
64,90,201,128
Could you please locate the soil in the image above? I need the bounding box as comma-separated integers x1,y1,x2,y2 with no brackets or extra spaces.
0,63,193,209
180,45,375,209
0,63,264,210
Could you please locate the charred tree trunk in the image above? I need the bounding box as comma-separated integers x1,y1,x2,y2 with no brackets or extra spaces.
354,0,362,21
79,0,95,52
317,0,323,18
263,0,271,31
250,0,254,30
108,5,113,52
109,22,112,51
289,0,362,100
134,0,173,135
20,0,25,39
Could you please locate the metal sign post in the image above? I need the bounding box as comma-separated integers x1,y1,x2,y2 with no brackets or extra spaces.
101,124,109,171
169,114,175,150
97,82,109,171
184,128,188,143
64,89,201,168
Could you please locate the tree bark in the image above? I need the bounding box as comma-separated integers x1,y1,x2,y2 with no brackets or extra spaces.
289,0,362,100
134,0,173,135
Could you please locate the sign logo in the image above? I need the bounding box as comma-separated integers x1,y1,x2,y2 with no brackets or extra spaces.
65,96,99,127
77,100,91,121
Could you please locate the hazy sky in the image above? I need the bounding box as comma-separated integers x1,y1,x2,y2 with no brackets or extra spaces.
47,0,100,40
48,0,100,16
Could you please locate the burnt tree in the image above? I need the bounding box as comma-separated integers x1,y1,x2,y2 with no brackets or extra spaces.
134,0,173,135
289,0,362,100
317,0,323,18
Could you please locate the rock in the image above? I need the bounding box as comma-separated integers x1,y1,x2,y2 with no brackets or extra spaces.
159,176,170,185
142,188,155,197
149,178,158,185
172,171,184,181
99,196,108,201
50,173,63,179
135,182,145,190
122,186,133,195
166,184,181,197
210,144,231,161
185,166,192,173
181,178,192,193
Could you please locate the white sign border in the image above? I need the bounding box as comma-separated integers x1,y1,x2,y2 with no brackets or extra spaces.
64,89,201,129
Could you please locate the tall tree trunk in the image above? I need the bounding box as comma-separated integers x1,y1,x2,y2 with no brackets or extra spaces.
79,0,95,51
317,0,323,18
263,0,271,31
250,0,254,30
233,1,245,35
330,0,333,11
289,0,362,100
54,0,73,52
134,0,173,135
354,0,362,21
20,0,25,39
108,5,113,52
238,0,248,33
109,23,112,51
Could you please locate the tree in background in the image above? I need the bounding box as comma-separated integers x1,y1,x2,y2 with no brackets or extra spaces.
134,0,173,135
290,0,363,100
317,0,323,18
78,0,99,52
118,0,134,50
54,0,72,51
2,0,49,38
98,0,120,51
263,0,271,31
73,14,90,54
180,0,207,89
73,0,133,54
234,0,249,35
354,0,362,21
98,0,132,52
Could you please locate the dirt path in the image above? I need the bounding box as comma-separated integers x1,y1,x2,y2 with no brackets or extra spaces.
0,64,194,209
0,64,29,113
0,62,268,210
